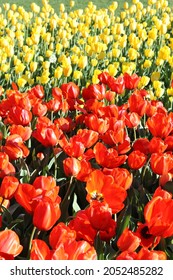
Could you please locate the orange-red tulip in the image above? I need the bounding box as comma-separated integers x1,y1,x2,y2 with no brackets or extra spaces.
147,112,172,138
0,176,19,199
63,157,81,177
150,152,173,175
86,169,127,214
0,230,23,258
33,198,61,231
128,150,147,170
144,194,173,237
117,228,141,252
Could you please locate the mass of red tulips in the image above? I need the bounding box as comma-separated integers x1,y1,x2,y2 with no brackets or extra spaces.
0,71,173,260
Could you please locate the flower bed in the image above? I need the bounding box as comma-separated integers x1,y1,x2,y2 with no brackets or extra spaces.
0,0,173,260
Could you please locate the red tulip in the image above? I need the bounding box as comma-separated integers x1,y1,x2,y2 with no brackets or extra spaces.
32,116,62,147
30,239,51,260
84,114,109,134
136,247,167,260
77,129,99,148
15,183,37,214
82,84,106,100
125,112,141,128
54,117,75,133
0,230,23,258
86,201,114,231
3,134,30,160
107,75,125,94
33,198,61,231
63,157,81,177
94,142,127,168
128,150,147,169
117,228,141,252
10,125,32,141
8,105,32,126
146,112,172,138
135,222,161,248
123,72,141,90
0,152,9,170
150,152,173,175
61,82,80,99
32,101,47,117
49,222,76,249
133,138,150,155
149,137,167,154
0,176,19,199
61,135,85,157
86,170,127,214
128,90,147,116
69,210,97,244
103,167,133,190
144,194,173,237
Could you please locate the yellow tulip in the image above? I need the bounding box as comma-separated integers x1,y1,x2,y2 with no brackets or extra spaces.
63,64,72,77
158,46,171,60
30,3,40,13
151,72,160,82
138,76,150,89
73,70,82,80
30,61,38,73
17,77,27,88
143,60,152,68
78,56,88,69
54,66,63,79
15,63,25,74
128,48,138,60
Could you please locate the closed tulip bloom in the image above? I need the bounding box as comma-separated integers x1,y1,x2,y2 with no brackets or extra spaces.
144,194,173,238
123,72,141,89
9,106,32,126
0,176,19,199
63,157,81,177
146,113,172,138
0,230,23,258
133,138,150,155
49,223,76,249
86,201,114,231
136,247,167,260
128,150,147,170
33,198,61,231
60,82,80,99
117,228,141,252
30,239,51,260
149,137,168,154
128,90,147,116
150,152,173,175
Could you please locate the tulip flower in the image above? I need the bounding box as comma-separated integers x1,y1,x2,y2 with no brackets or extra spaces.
146,112,172,138
117,228,141,252
150,152,173,175
128,150,147,170
0,176,19,199
144,189,173,238
0,230,23,258
33,198,61,231
86,169,127,214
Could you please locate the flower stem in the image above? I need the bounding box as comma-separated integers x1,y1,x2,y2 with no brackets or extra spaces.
28,226,37,259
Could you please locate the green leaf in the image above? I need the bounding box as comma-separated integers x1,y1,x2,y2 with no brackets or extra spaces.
115,199,131,241
94,233,105,260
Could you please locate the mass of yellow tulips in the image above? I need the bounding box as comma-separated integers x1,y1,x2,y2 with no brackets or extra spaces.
0,0,172,105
